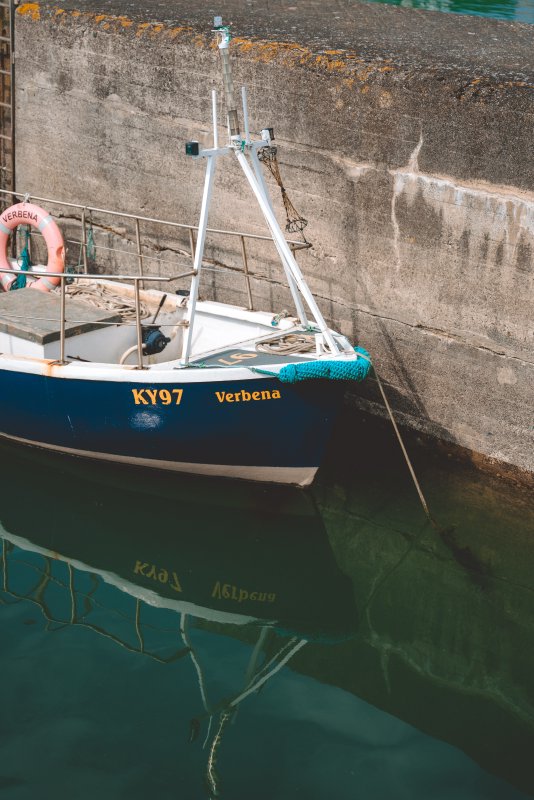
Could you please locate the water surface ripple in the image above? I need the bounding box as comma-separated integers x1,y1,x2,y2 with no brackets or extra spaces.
0,410,532,799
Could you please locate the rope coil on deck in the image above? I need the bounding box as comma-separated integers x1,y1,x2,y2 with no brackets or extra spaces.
59,282,150,321
256,333,315,355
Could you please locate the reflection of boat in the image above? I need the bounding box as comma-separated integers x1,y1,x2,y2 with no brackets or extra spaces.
0,443,357,798
0,17,370,487
0,440,357,642
2,439,533,798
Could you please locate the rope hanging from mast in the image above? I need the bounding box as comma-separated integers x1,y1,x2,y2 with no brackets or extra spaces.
258,146,308,240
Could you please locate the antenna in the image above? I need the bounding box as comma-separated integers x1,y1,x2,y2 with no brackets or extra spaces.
241,86,250,145
211,89,218,148
212,16,240,140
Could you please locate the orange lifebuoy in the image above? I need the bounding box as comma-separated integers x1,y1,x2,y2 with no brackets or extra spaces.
0,202,65,292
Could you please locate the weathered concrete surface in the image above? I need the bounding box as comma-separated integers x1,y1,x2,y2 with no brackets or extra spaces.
13,1,534,476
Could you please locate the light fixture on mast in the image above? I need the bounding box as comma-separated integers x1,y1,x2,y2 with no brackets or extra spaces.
212,16,240,142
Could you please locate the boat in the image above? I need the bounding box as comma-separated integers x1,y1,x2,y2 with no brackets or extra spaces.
0,18,370,487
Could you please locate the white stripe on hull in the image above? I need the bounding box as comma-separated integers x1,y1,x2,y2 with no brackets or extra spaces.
0,430,318,487
2,530,269,627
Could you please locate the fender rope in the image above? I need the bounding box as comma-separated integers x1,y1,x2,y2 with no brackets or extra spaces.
10,225,32,291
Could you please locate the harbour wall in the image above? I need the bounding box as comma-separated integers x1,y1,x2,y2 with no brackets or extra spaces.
13,1,534,478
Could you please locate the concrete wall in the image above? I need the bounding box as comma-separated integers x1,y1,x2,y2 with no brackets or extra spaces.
13,1,534,476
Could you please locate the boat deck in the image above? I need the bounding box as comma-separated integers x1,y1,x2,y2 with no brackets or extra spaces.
0,287,121,344
196,346,312,368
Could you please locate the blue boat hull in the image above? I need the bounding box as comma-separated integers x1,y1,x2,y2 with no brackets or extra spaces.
0,368,343,485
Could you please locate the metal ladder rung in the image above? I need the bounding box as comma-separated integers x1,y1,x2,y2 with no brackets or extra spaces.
1,2,15,194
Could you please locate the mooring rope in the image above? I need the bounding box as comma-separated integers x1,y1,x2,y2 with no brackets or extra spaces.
372,367,438,530
249,348,439,531
348,349,439,531
10,225,32,291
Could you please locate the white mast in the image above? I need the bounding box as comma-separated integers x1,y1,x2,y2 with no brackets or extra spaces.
181,17,340,365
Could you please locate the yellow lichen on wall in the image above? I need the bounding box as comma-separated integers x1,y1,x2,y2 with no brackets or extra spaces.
16,3,533,97
233,37,353,73
15,1,354,77
167,26,195,41
23,6,138,31
44,8,189,36
16,3,41,21
135,22,164,37
230,37,390,82
14,6,411,87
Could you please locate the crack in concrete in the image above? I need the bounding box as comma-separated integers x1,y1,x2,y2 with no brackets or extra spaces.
313,291,534,365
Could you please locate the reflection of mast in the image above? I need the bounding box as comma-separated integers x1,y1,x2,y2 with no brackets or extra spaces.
206,709,234,799
184,621,307,798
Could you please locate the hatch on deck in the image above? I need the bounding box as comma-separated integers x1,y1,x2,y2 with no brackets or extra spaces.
0,288,122,360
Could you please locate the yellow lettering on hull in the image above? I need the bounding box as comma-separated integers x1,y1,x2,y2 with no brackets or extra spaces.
215,387,282,403
132,388,183,405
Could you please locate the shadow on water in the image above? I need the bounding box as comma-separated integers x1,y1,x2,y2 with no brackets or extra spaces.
0,411,533,798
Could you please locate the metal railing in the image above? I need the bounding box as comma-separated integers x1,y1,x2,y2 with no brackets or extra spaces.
0,188,312,368
0,266,195,368
0,188,311,310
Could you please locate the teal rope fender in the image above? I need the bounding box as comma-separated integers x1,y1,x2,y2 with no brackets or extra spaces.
250,346,372,383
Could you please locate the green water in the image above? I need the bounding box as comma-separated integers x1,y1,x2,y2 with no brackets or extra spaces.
0,411,533,800
364,0,534,21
